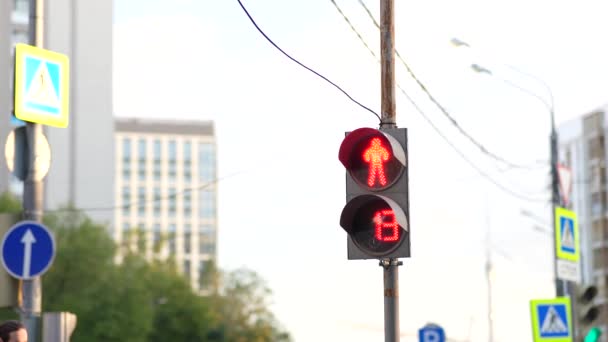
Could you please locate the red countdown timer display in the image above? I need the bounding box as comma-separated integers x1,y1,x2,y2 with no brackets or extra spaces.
349,197,404,255
339,129,405,191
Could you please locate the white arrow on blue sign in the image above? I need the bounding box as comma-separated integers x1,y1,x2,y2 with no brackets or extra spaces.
419,323,445,342
1,221,55,280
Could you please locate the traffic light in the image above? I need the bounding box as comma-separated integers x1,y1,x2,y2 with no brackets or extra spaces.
577,284,601,340
584,327,602,342
339,127,409,260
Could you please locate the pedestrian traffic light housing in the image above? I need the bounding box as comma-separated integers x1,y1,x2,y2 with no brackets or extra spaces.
578,284,601,329
339,127,409,260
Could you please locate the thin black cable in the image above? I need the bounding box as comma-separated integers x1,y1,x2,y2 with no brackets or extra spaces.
329,0,546,202
330,0,377,60
356,0,538,171
236,0,381,123
397,84,547,203
45,171,243,213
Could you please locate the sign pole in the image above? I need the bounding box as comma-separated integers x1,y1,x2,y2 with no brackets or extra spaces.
22,0,45,339
379,1,400,341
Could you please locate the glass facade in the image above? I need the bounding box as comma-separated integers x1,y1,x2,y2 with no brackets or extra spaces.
116,128,216,292
153,187,161,217
184,141,192,182
184,224,191,254
122,138,131,181
138,139,146,181
168,140,177,181
199,190,215,219
198,143,215,183
153,140,162,181
122,186,130,215
138,187,146,217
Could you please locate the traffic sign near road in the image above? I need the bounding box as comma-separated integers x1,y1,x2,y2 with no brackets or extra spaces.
1,221,55,280
530,297,572,342
555,207,580,282
555,207,579,261
418,323,445,342
13,43,70,128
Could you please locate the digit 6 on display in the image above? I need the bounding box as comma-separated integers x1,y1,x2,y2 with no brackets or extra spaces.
339,127,410,260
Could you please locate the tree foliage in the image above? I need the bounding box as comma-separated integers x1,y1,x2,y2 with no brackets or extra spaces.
0,193,291,341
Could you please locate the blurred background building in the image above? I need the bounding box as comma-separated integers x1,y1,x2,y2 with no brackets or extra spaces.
114,117,218,291
559,106,608,337
0,0,114,225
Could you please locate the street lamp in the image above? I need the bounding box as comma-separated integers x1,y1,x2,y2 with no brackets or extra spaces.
452,38,563,297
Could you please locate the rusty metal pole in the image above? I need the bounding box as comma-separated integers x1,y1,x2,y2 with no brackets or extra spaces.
380,0,396,129
380,1,400,341
22,0,45,340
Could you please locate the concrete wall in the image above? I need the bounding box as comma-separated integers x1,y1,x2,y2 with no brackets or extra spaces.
44,0,114,226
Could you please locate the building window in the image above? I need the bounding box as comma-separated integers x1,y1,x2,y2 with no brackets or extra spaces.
122,186,130,215
198,143,215,183
136,222,146,251
123,222,130,232
184,141,192,182
168,188,177,217
138,139,146,181
199,224,214,239
184,225,192,254
168,224,176,255
153,187,161,217
184,191,191,217
591,192,606,217
122,138,132,181
198,260,208,289
184,259,191,277
168,140,177,181
199,232,215,255
153,140,162,181
138,187,146,217
153,224,161,252
199,190,215,219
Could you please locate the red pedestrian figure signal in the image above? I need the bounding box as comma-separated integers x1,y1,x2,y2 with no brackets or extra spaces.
363,138,390,187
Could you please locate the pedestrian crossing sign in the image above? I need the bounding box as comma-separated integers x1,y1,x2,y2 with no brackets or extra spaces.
555,207,579,262
13,43,69,128
530,297,572,342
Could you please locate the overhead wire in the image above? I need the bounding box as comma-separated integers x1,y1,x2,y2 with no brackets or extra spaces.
236,0,381,123
45,171,244,214
330,0,547,203
356,0,540,171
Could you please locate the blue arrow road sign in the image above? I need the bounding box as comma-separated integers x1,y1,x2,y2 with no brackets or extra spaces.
419,324,445,342
1,221,55,280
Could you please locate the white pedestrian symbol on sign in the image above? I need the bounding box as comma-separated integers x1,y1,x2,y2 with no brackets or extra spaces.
561,219,574,251
24,62,60,110
540,306,568,334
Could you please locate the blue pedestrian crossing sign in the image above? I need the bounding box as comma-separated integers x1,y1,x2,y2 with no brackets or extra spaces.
555,207,579,262
1,221,55,280
530,297,572,342
13,43,70,128
419,323,445,342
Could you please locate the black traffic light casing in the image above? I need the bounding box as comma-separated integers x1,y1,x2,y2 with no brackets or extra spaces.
339,127,410,260
578,284,601,326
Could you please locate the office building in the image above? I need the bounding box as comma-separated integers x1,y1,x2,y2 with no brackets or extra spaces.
114,117,218,291
0,0,114,225
558,107,608,339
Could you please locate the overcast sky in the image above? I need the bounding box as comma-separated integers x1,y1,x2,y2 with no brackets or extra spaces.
113,0,608,341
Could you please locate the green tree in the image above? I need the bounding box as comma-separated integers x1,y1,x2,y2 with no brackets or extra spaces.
206,265,292,342
42,209,154,341
0,193,291,342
